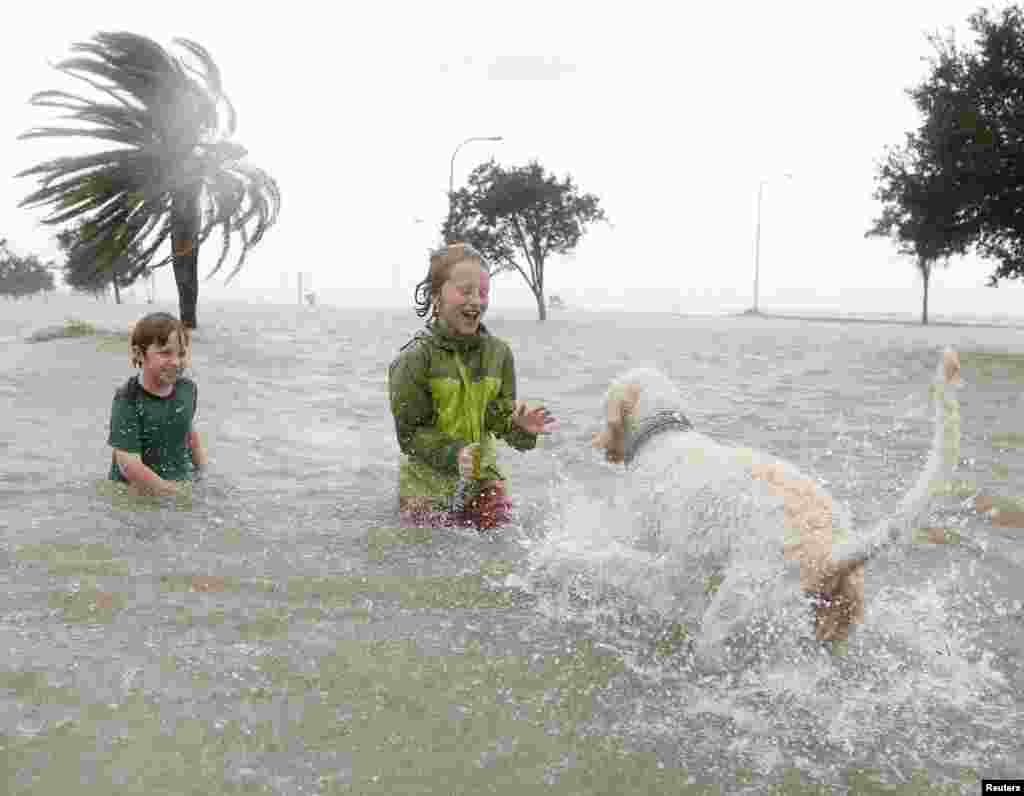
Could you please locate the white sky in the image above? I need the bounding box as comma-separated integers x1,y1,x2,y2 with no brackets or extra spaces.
3,0,1024,316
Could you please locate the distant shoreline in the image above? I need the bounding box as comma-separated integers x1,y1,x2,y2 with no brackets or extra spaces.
6,293,1024,333
725,308,1024,331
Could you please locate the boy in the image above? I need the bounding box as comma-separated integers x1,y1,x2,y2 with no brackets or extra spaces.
108,312,207,497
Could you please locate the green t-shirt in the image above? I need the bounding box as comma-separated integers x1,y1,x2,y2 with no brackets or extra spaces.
107,375,199,483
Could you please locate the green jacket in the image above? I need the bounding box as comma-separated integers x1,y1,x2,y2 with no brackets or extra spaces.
388,319,537,504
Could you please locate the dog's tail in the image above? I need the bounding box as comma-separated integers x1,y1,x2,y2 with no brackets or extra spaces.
829,347,962,572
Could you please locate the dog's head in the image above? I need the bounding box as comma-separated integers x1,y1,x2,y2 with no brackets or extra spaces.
592,368,687,464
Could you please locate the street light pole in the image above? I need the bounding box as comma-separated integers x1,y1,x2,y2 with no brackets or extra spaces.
447,135,503,239
753,180,765,315
752,173,792,315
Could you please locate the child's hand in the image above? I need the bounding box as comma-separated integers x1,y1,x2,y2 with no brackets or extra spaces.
458,443,481,479
512,401,559,435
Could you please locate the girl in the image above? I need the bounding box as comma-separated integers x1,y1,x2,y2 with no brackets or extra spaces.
388,242,557,530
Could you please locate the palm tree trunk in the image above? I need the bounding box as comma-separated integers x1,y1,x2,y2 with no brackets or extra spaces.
171,191,200,329
112,274,121,305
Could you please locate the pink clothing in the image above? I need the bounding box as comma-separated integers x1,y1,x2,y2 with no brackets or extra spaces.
399,481,513,531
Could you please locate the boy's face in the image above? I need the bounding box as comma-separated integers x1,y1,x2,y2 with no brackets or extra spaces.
437,259,489,336
137,330,186,388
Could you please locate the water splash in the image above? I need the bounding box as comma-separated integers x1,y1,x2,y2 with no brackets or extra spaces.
518,465,806,665
529,510,1016,783
512,366,1014,783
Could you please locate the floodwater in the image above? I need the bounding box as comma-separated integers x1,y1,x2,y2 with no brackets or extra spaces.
1,295,1022,793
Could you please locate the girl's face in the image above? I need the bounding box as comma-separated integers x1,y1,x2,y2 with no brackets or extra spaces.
436,258,489,336
138,330,186,390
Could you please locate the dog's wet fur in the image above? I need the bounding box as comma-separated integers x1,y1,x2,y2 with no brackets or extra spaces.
586,348,962,667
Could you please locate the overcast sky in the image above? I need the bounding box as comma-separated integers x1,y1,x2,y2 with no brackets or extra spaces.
3,0,1024,316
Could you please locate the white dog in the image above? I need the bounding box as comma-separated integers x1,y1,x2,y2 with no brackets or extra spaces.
580,347,963,667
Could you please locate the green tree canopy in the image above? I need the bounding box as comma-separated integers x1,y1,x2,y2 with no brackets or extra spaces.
0,239,56,299
883,5,1024,287
17,31,281,327
444,159,607,320
56,221,139,300
867,125,970,323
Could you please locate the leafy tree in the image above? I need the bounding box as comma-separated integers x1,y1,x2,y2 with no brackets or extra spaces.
867,128,969,324
886,6,1024,287
443,159,607,320
64,267,111,301
17,32,281,328
0,239,56,299
55,222,139,301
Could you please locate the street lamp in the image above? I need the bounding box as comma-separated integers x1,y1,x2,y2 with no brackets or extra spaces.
447,136,503,237
752,172,792,314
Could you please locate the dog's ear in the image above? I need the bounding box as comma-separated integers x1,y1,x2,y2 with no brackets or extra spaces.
603,400,627,464
608,384,641,424
942,348,961,385
607,397,625,428
603,382,640,465
623,383,641,416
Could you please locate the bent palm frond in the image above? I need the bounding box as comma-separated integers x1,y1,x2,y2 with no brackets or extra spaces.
18,31,279,298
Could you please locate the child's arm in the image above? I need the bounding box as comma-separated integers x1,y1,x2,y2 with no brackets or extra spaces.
188,430,208,471
112,449,182,497
485,348,538,452
187,383,207,472
388,344,468,474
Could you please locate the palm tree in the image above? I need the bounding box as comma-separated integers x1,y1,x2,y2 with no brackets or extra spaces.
17,32,281,328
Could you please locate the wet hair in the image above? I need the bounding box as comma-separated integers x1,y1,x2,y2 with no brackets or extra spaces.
130,312,191,368
413,242,485,319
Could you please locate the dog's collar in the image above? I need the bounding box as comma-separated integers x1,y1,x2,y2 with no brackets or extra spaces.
624,410,692,466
